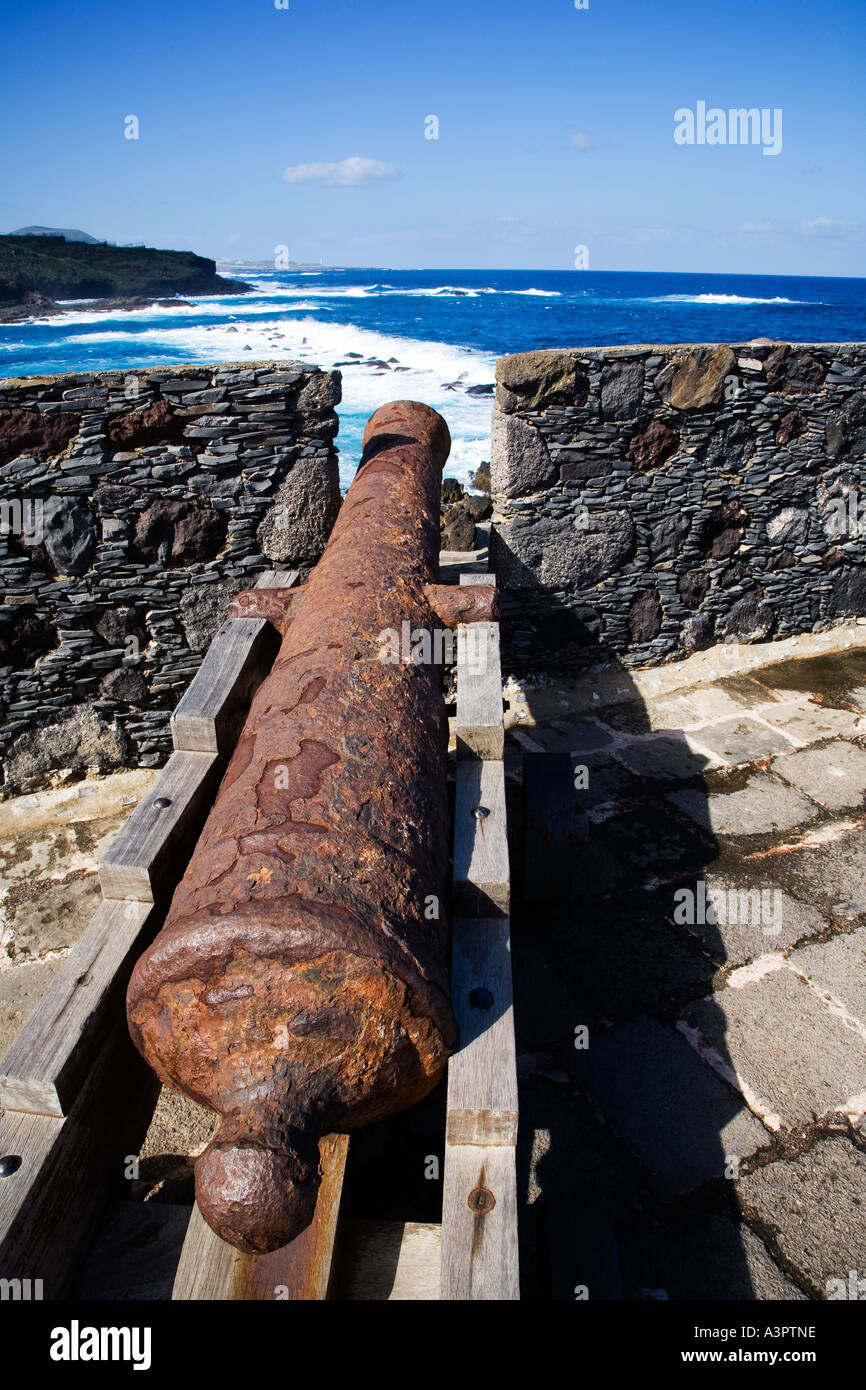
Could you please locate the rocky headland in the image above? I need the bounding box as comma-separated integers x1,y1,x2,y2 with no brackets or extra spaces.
0,234,250,323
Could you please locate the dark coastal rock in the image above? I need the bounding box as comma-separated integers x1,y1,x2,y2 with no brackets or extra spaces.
94,483,137,514
776,408,806,445
494,509,634,590
536,606,602,649
629,589,662,644
766,507,809,546
99,666,149,706
491,413,556,497
720,595,775,643
134,497,227,566
42,496,98,575
681,612,714,653
560,454,612,482
719,561,750,589
679,570,710,609
88,296,194,314
0,291,63,324
601,361,644,421
96,605,146,650
496,350,587,413
465,383,495,397
0,406,80,465
765,347,826,394
179,579,242,654
107,398,185,451
258,454,341,565
4,705,127,796
826,392,866,460
473,460,491,491
832,570,866,616
296,371,342,420
627,418,679,470
0,611,57,667
441,478,465,504
464,492,492,522
441,503,477,551
767,548,797,570
649,512,691,561
703,417,754,470
661,346,736,410
701,500,749,560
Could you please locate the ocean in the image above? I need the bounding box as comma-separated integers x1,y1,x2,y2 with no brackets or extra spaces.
2,267,865,490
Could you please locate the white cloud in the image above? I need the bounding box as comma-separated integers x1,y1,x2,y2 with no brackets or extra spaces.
281,157,400,187
801,216,860,237
570,132,593,151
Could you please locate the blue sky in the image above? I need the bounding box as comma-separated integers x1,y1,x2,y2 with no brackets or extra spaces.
1,0,864,275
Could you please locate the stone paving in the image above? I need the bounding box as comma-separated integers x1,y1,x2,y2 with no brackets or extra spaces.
506,630,866,1300
0,770,155,1054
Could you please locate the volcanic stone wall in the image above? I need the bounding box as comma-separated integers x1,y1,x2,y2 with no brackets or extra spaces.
0,361,341,795
490,342,866,670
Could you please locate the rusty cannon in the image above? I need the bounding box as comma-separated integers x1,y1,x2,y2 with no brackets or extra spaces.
126,401,498,1253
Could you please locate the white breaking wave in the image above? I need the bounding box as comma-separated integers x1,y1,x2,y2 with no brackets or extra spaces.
236,279,561,301
650,293,806,306
30,296,333,327
30,310,495,490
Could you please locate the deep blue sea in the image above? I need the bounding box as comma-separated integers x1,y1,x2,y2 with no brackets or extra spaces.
3,267,865,488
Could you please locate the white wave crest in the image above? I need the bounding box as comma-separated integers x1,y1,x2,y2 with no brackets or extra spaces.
651,293,806,306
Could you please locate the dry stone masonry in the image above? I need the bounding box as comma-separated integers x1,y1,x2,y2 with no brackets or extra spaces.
0,362,341,794
490,342,866,670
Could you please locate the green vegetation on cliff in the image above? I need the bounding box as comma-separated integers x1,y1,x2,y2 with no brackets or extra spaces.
0,235,250,301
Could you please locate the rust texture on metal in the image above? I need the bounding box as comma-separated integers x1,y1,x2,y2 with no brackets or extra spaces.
228,587,308,634
127,402,458,1254
424,584,498,628
467,1186,496,1216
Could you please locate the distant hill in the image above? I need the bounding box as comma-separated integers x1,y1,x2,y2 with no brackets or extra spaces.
0,234,250,301
10,226,101,244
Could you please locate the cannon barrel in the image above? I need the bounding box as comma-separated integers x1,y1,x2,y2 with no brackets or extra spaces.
127,402,496,1254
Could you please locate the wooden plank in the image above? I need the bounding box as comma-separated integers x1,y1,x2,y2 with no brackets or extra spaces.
455,621,504,761
0,1014,161,1297
459,572,495,586
439,1144,519,1300
171,1204,247,1300
171,618,279,754
335,1220,441,1300
99,750,220,903
0,899,155,1117
446,918,518,1147
172,1133,349,1300
439,549,487,567
255,569,299,589
453,760,510,917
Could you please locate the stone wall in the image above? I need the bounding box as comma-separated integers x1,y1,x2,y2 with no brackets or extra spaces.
0,361,341,794
490,342,866,670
